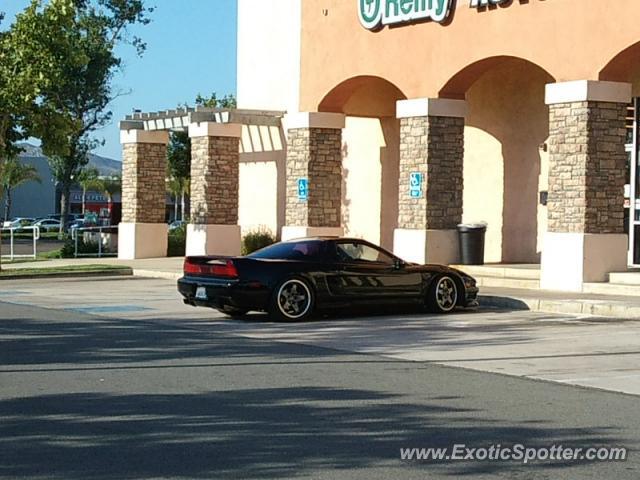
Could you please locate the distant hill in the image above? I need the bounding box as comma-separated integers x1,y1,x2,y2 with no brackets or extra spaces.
17,142,122,176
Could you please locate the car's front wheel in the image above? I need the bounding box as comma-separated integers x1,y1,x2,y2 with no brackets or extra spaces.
427,275,458,313
270,277,315,322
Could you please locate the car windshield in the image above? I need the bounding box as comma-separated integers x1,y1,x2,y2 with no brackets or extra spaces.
248,241,325,260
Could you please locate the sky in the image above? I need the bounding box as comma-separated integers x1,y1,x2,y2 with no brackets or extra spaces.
2,0,238,161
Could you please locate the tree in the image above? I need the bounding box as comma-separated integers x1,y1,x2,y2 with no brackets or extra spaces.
0,1,79,269
195,92,237,109
165,93,237,222
38,0,152,235
97,174,121,224
166,130,191,221
1,157,42,221
0,1,78,163
77,167,102,214
166,176,183,222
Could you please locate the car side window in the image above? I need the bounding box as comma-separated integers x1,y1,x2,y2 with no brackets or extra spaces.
336,242,395,265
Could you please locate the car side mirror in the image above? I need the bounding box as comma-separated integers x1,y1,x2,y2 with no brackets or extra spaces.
393,258,405,270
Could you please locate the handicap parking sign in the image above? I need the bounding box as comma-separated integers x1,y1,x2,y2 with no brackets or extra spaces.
409,172,423,198
298,178,309,201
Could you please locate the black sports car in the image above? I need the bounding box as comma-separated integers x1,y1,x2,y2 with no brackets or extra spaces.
178,237,478,321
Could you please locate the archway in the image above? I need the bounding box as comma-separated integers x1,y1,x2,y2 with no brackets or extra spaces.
441,57,555,263
599,41,640,86
319,76,406,250
600,42,640,265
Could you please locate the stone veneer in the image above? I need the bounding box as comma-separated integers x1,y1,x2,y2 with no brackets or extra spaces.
286,127,342,227
121,142,167,224
190,135,240,225
547,101,627,234
398,115,464,230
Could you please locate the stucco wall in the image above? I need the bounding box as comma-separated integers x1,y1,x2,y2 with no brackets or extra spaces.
299,0,640,109
342,117,383,245
464,60,551,263
341,116,399,250
238,125,286,238
237,0,301,112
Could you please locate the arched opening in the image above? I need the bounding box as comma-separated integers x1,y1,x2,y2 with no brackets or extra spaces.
600,43,640,265
442,57,555,263
599,41,640,86
319,76,406,250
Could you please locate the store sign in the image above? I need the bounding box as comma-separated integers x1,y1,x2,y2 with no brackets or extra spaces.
359,0,511,30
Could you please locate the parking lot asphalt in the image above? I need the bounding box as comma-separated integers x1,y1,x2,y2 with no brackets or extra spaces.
2,276,640,396
1,292,639,480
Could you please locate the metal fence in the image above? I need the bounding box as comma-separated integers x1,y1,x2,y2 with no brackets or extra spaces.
0,226,41,260
70,225,118,258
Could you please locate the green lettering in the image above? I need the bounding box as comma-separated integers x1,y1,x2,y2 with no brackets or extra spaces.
386,0,400,18
400,0,414,15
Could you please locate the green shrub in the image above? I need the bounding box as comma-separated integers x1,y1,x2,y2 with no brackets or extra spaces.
242,229,276,255
168,224,186,257
60,235,100,258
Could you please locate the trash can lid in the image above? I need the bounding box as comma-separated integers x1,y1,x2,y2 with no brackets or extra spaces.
457,222,487,232
458,222,487,229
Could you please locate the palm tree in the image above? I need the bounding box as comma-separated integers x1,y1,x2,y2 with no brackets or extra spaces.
77,167,102,214
98,175,121,225
166,176,183,222
1,157,41,222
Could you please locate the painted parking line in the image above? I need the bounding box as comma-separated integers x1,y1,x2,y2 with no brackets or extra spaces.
66,305,154,314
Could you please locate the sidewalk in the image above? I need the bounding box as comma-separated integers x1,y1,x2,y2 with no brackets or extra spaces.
4,257,640,319
481,287,640,319
2,257,184,280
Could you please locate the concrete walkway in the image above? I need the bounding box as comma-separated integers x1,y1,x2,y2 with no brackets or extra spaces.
2,256,184,280
4,256,640,319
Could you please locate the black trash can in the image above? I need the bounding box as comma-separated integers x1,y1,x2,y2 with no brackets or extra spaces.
457,223,487,265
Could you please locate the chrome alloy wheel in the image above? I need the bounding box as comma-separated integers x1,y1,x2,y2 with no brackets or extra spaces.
435,276,458,312
277,279,312,320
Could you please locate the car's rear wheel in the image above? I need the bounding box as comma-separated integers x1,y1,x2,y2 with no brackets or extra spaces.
270,277,315,322
427,275,458,314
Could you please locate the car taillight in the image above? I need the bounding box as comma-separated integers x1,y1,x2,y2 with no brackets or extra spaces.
183,258,238,278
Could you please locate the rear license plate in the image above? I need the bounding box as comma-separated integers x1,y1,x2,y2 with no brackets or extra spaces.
195,286,207,300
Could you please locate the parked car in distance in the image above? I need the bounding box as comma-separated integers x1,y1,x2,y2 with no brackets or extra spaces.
178,237,479,321
46,213,82,222
169,220,185,231
33,218,62,233
2,217,35,229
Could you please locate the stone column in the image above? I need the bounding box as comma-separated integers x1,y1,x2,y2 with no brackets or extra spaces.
118,129,169,260
281,112,345,241
393,98,467,264
541,80,631,291
186,122,242,256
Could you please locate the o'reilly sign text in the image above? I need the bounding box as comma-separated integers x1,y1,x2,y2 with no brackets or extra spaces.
359,0,512,30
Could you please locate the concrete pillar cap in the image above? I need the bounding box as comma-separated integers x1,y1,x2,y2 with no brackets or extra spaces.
284,112,346,130
396,98,468,119
545,80,632,105
188,122,243,138
120,129,169,145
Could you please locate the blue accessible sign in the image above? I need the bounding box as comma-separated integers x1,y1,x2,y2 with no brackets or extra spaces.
298,178,309,201
409,172,423,198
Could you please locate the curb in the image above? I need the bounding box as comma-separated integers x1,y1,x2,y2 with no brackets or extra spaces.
0,268,133,281
132,269,181,281
480,294,640,319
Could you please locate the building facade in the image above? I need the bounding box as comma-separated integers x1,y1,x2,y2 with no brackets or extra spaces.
119,0,640,292
233,0,640,292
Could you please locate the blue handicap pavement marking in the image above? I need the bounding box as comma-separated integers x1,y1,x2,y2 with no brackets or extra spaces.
0,291,28,296
67,305,154,314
